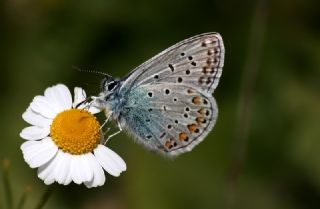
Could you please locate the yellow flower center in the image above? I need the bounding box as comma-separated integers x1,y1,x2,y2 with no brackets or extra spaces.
50,109,101,155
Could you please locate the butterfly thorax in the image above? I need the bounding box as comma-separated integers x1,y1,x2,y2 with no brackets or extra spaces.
96,83,152,124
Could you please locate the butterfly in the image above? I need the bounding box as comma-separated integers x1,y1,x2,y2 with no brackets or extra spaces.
93,32,225,156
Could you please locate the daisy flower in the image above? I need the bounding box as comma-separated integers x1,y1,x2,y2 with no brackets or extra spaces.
20,84,126,188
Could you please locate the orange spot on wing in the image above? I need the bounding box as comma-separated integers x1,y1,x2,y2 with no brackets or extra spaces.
165,140,173,149
198,108,207,115
192,96,202,105
179,133,189,142
196,116,206,124
187,124,199,133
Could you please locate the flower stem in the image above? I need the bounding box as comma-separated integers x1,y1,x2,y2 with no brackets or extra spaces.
2,159,13,209
35,186,55,209
225,0,268,208
33,186,55,209
16,186,31,209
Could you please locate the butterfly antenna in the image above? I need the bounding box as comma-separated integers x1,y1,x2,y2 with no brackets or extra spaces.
72,65,112,78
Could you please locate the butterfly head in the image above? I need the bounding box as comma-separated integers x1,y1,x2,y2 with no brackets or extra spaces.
101,75,119,94
91,75,121,112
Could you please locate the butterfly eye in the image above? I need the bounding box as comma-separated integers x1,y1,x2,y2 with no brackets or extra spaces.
101,75,115,91
107,81,118,91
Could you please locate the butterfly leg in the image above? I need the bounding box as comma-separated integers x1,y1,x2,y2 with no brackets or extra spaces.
100,112,112,130
103,127,111,135
104,122,122,145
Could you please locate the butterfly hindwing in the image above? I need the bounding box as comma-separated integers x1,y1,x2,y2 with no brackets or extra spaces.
118,83,218,155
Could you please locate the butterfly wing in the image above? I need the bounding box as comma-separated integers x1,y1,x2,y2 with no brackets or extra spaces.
120,32,224,95
118,33,224,155
119,83,218,155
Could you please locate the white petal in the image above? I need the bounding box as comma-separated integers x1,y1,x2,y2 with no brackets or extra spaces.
81,154,94,182
58,155,73,186
22,107,52,127
94,145,126,177
52,151,64,181
70,156,83,184
44,84,72,111
84,154,105,188
73,87,86,108
44,85,66,112
20,126,50,140
64,172,72,185
98,145,126,171
37,155,58,185
30,96,58,119
53,151,72,185
70,154,94,184
21,137,58,168
88,105,102,114
55,84,72,110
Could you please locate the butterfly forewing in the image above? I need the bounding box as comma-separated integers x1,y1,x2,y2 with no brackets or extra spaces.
120,33,224,95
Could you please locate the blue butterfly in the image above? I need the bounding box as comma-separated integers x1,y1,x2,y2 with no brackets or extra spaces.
93,33,225,156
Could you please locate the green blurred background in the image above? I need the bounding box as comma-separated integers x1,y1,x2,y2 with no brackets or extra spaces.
1,0,320,208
